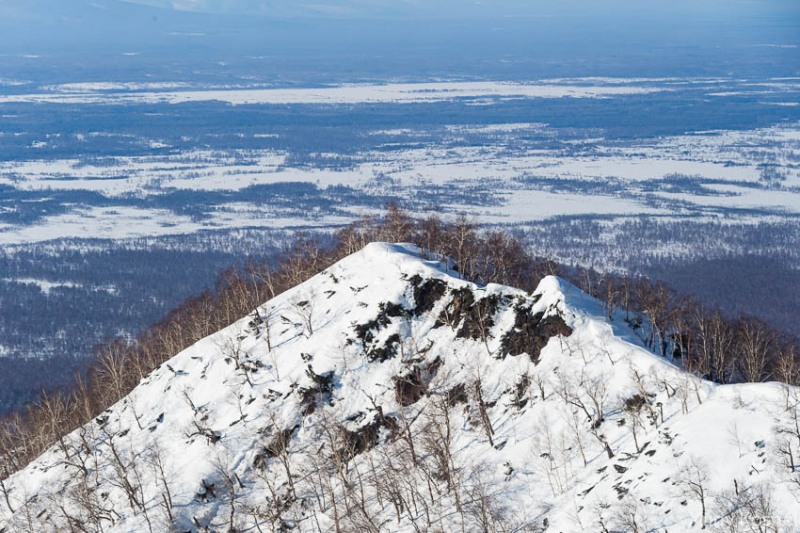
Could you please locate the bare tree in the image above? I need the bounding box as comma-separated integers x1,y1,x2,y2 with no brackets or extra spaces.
91,338,135,408
148,442,175,527
102,426,146,517
564,407,589,467
533,372,549,401
694,307,735,384
445,214,477,279
264,412,298,500
531,413,578,497
294,297,316,337
473,378,495,448
630,367,659,429
734,316,776,383
713,482,786,533
677,457,710,529
773,389,800,493
381,202,414,243
210,449,247,533
261,306,281,381
64,475,121,532
623,401,644,454
635,278,675,356
556,369,614,459
728,422,744,459
463,466,510,533
220,333,256,388
775,342,800,409
611,495,649,533
472,298,495,357
421,395,461,499
600,274,619,320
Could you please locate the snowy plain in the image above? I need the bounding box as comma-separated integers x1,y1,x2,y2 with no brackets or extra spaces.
2,116,800,245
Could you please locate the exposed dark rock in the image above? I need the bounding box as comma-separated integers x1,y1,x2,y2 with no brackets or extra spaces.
511,373,531,409
354,301,404,344
337,414,399,462
354,321,380,345
427,356,443,375
456,294,504,340
395,372,425,407
298,366,335,416
298,391,319,416
380,301,405,319
254,425,299,469
623,394,648,413
247,310,264,333
447,383,468,406
437,287,475,329
409,275,447,316
306,366,335,392
500,307,572,363
366,333,402,363
394,357,443,406
346,411,366,424
436,287,506,342
196,480,216,502
354,301,408,363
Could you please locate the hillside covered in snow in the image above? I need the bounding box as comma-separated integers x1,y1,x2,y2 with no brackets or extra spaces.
1,242,799,532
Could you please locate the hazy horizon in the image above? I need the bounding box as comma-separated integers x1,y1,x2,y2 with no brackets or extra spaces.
0,0,798,84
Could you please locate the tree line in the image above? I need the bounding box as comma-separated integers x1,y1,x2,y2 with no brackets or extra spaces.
1,204,798,482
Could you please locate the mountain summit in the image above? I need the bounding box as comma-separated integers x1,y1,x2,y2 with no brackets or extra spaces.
1,243,798,531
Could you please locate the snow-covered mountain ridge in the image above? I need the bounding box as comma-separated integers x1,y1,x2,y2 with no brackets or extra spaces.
1,242,799,532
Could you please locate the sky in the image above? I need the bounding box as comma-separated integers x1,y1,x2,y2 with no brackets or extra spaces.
122,0,800,19
3,0,800,20
0,0,797,80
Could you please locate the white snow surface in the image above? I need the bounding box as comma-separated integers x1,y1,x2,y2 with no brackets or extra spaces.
1,243,799,531
0,82,666,106
2,121,800,246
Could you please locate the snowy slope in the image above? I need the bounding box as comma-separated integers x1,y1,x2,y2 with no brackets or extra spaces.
1,243,799,532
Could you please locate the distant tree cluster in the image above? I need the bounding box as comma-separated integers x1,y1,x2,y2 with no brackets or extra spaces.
1,204,798,485
0,243,273,411
642,254,800,335
571,267,799,385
